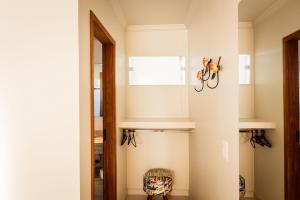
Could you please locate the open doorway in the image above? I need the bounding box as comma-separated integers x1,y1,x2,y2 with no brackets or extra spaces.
90,11,117,200
283,30,300,200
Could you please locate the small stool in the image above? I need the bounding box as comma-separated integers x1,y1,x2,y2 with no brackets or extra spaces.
143,168,173,200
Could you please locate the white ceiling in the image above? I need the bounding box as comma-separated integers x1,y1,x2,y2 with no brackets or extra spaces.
111,0,284,26
239,0,277,21
118,0,192,25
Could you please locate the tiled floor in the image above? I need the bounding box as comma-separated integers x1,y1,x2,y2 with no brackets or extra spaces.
127,195,189,200
94,178,103,200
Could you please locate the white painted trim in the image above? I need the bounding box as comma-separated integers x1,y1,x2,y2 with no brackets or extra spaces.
128,188,189,196
127,24,187,32
108,0,127,27
239,22,253,29
254,0,289,25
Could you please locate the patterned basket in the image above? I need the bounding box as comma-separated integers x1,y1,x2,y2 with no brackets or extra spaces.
239,175,246,199
143,168,173,196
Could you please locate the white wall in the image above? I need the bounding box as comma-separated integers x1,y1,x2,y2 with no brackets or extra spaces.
79,0,127,199
126,132,189,196
0,1,80,200
239,134,255,198
126,25,189,118
254,0,300,199
238,22,255,197
125,25,190,196
188,0,239,199
239,22,255,119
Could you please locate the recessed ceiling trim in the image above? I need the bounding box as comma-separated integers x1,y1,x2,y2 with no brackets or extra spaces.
254,0,289,25
127,24,187,32
239,22,253,29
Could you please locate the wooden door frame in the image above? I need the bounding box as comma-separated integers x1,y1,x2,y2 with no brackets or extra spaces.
283,29,300,200
90,10,117,200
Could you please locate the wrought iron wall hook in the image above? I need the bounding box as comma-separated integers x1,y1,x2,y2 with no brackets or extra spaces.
194,56,222,92
200,59,212,81
194,79,204,92
207,69,220,89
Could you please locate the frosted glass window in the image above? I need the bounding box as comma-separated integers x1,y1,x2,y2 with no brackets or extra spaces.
129,56,185,85
239,54,251,84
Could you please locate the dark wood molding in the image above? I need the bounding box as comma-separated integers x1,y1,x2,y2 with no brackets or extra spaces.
90,10,117,200
283,29,300,200
90,11,116,45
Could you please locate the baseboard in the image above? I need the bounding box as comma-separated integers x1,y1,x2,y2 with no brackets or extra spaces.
128,188,189,196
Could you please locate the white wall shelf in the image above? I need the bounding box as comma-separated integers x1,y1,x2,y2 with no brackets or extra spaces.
120,118,274,131
239,118,276,130
119,118,195,131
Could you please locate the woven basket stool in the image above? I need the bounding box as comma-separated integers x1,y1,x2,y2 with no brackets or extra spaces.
143,168,173,200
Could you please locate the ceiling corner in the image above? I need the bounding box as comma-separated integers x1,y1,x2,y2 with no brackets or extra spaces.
108,0,127,28
254,0,289,25
184,0,200,28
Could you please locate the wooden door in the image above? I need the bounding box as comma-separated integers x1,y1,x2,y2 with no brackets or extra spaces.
283,30,300,200
90,11,117,200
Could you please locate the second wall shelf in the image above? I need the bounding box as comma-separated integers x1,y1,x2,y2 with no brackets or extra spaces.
239,118,276,130
119,118,196,131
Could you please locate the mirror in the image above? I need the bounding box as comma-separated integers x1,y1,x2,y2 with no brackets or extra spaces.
93,37,103,200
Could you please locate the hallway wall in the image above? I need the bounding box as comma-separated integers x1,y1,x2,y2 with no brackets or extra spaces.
125,25,190,196
239,22,255,198
125,25,189,119
254,0,300,199
0,0,80,200
188,0,239,199
79,0,127,199
239,22,255,119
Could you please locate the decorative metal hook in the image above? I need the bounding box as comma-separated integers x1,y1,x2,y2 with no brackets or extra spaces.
194,56,222,92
